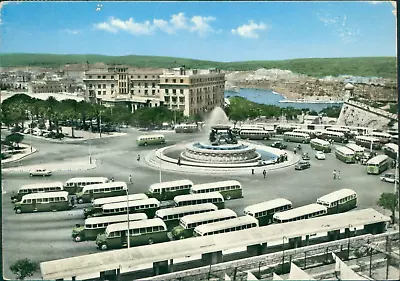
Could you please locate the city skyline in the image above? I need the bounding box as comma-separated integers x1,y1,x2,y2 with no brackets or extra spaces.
0,1,396,62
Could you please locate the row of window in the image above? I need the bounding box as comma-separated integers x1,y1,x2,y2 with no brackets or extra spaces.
107,226,165,237
152,184,191,194
275,210,327,223
198,223,258,236
103,204,158,214
138,137,164,141
164,97,185,103
336,151,354,157
323,132,345,139
66,181,105,187
85,222,114,229
284,133,310,139
332,194,357,206
83,186,124,194
183,216,235,229
252,204,292,218
22,197,68,204
87,74,159,80
240,132,269,136
192,185,241,194
19,187,62,194
159,209,210,221
176,198,223,206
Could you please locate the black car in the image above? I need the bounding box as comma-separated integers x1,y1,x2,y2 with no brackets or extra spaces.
295,161,311,170
271,141,287,149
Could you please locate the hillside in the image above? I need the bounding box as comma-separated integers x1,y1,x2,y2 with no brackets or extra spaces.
0,53,396,79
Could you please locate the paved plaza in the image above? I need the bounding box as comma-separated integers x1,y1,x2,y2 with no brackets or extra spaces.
1,128,396,279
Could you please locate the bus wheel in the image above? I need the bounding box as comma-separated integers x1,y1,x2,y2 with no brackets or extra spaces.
148,238,154,245
52,208,57,212
74,236,82,242
144,142,148,146
226,195,232,200
15,208,21,214
78,198,84,204
100,244,108,251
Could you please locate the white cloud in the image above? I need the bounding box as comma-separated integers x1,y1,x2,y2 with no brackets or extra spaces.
93,13,216,36
231,21,268,39
317,12,360,44
368,1,385,4
64,29,81,35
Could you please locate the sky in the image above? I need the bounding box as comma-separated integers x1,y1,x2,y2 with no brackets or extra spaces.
0,1,396,62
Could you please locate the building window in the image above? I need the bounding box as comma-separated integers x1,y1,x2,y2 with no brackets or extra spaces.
145,83,148,87
180,89,184,94
145,90,148,94
165,97,170,102
103,84,106,89
111,84,114,88
138,76,141,79
145,76,147,78
103,91,106,95
173,79,176,83
173,89,176,94
97,85,101,89
89,75,92,78
97,91,101,95
179,97,185,103
138,83,141,86
165,89,169,94
111,76,114,79
152,89,155,94
102,76,106,79
89,84,92,88
172,97,177,103
131,90,134,94
180,79,183,83
165,79,168,83
98,76,101,79
152,83,155,88
152,75,155,78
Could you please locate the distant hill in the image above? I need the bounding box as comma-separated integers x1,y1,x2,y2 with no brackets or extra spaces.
0,53,396,79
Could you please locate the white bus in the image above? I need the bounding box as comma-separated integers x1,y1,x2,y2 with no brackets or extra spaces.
283,132,311,143
368,132,392,144
366,155,389,175
383,143,398,160
335,146,356,163
355,136,382,150
173,192,225,209
310,139,332,153
174,124,199,133
102,198,160,218
190,180,243,200
239,130,270,140
319,131,348,143
345,143,365,157
146,179,194,201
240,125,265,131
244,198,292,226
316,189,357,215
326,127,351,137
172,209,237,239
276,124,299,134
14,191,70,214
136,134,166,146
76,182,128,204
193,215,258,237
11,181,64,203
64,177,109,195
293,129,318,138
273,203,328,223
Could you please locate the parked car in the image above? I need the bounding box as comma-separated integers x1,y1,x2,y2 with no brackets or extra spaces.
29,168,52,177
315,151,326,160
380,173,399,184
271,141,287,149
302,153,310,160
295,161,311,170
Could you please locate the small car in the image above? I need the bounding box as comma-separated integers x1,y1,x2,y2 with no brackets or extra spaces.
271,141,287,149
29,168,52,177
302,153,310,160
295,161,311,170
315,151,326,160
380,173,399,184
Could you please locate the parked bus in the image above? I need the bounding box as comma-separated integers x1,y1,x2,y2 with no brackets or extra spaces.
64,177,109,195
14,191,70,214
76,182,128,204
172,209,237,239
335,146,356,163
96,218,169,250
10,181,63,203
319,131,348,143
190,180,243,200
283,132,311,144
155,203,218,230
84,193,148,218
383,143,398,160
240,125,265,131
368,132,392,144
193,215,259,237
345,143,365,157
72,213,148,242
174,192,225,209
174,124,199,133
239,130,270,140
293,129,318,139
326,127,351,138
366,155,389,175
243,198,292,226
273,203,328,223
310,139,332,153
102,198,160,218
391,135,398,145
276,124,299,134
355,136,382,150
146,180,193,201
136,134,166,146
256,124,276,136
316,189,357,215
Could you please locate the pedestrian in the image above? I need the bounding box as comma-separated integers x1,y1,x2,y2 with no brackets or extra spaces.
252,168,255,175
337,170,341,180
177,157,181,166
294,148,297,154
333,169,337,180
110,177,114,182
137,154,140,161
129,175,133,184
70,196,75,207
263,169,267,178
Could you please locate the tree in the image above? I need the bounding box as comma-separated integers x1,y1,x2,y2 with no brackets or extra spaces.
377,192,398,224
10,258,39,280
5,133,24,147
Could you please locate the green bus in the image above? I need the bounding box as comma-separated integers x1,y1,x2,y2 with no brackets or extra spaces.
154,203,218,230
193,215,258,237
76,182,128,204
171,209,237,240
355,136,382,150
136,134,166,146
64,177,110,195
174,124,199,133
10,181,64,203
345,143,365,157
14,191,71,214
95,218,169,250
316,189,357,215
102,198,160,218
383,143,398,160
335,146,356,163
146,179,193,201
84,193,148,218
72,213,148,242
366,155,389,175
276,124,299,134
239,130,270,140
310,139,332,153
243,198,292,226
293,129,318,139
174,192,225,209
320,131,348,143
190,180,243,200
273,204,328,223
283,132,311,144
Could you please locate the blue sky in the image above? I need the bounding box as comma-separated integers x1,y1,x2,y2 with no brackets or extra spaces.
0,1,396,62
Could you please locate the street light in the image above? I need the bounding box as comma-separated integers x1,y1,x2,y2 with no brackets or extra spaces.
347,224,354,260
89,124,92,164
281,236,287,273
126,189,130,249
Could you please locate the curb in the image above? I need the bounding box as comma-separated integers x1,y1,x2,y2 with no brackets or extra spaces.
2,161,97,173
1,146,38,164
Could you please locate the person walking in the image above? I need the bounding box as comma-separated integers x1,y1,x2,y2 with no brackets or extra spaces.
137,154,140,161
263,169,267,179
333,170,337,180
337,170,341,180
129,175,133,184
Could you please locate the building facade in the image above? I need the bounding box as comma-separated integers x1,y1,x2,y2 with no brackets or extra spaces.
159,67,226,116
27,79,81,94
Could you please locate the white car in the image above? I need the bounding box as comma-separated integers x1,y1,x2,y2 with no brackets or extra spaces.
29,168,52,177
380,173,399,184
315,151,326,160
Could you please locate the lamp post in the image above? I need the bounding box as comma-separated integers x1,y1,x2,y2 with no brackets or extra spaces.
99,110,102,138
126,189,130,249
89,124,92,164
281,236,287,273
347,224,353,260
394,150,399,194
